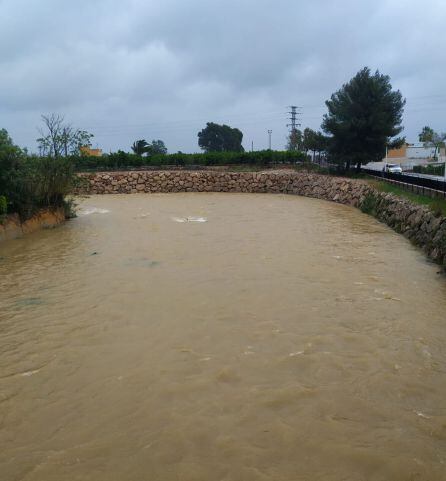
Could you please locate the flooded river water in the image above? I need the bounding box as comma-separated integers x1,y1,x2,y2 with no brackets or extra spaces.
1,193,446,481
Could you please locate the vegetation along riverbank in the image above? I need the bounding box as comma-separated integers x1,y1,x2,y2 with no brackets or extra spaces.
0,128,77,240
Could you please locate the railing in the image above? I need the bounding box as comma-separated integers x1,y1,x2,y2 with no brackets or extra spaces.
362,168,446,199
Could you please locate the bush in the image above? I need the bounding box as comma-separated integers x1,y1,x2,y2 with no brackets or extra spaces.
413,163,445,176
359,193,378,216
0,195,7,216
62,197,77,219
1,154,76,220
73,150,307,171
1,129,77,220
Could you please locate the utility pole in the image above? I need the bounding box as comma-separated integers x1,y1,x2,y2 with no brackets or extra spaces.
287,105,302,151
268,130,272,150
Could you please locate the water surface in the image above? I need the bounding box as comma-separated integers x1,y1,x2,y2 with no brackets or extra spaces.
1,193,446,480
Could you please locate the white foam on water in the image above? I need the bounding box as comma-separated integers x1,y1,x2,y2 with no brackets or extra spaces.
289,351,304,357
415,411,431,419
171,216,207,223
79,207,110,216
21,369,40,377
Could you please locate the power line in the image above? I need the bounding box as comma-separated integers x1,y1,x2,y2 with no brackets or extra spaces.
286,105,302,133
286,105,302,151
79,110,286,131
7,112,286,137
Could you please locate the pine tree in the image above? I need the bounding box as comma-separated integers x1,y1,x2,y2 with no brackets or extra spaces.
322,67,405,171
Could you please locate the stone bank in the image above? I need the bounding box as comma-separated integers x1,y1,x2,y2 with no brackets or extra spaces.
76,170,446,268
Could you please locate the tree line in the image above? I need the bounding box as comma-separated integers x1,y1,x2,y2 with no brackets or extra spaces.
0,67,414,175
2,65,443,220
125,67,409,173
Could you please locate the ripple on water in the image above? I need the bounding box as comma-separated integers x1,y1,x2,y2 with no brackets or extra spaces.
1,193,446,481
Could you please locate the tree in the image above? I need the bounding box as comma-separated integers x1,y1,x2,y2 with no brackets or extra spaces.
286,128,303,151
418,126,446,160
37,114,94,157
62,128,93,157
302,128,329,161
198,122,244,152
0,129,23,173
302,128,316,154
147,139,167,155
0,128,14,149
0,129,23,196
131,139,150,156
131,139,168,156
322,67,406,171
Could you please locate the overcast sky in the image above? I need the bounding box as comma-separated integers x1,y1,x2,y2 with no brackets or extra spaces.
1,0,445,154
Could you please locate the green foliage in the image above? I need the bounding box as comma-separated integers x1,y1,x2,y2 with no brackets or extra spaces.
413,163,445,176
6,156,76,220
73,150,307,171
0,195,7,216
302,128,329,156
131,139,150,156
419,126,433,143
286,128,303,151
131,139,168,156
0,128,14,148
368,179,446,216
62,197,77,219
387,137,406,150
418,126,446,159
198,122,244,153
322,67,406,171
148,139,168,155
1,128,76,220
419,126,435,145
0,129,23,195
359,192,379,216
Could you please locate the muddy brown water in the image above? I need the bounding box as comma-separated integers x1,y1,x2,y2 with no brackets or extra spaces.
1,193,446,481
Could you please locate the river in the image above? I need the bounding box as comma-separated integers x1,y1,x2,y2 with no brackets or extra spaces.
1,193,446,480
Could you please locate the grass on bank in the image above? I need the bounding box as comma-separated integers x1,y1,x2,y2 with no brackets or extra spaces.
228,162,329,173
367,179,446,216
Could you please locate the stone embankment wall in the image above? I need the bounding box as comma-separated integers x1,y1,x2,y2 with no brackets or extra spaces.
0,208,65,243
77,171,446,268
78,171,369,202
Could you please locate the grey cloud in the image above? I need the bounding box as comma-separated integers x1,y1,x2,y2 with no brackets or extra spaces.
1,0,445,153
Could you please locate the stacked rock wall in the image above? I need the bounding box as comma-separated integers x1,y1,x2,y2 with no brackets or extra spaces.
77,171,370,204
76,170,446,268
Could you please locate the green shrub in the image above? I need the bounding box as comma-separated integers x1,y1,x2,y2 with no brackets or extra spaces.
360,193,378,216
2,155,76,220
62,197,77,219
430,200,445,217
73,150,307,172
0,195,7,217
413,164,445,176
1,129,77,220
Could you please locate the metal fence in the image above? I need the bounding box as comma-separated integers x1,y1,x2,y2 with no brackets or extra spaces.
361,168,446,199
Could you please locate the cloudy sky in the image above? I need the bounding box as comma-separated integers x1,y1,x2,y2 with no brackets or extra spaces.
1,0,445,153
